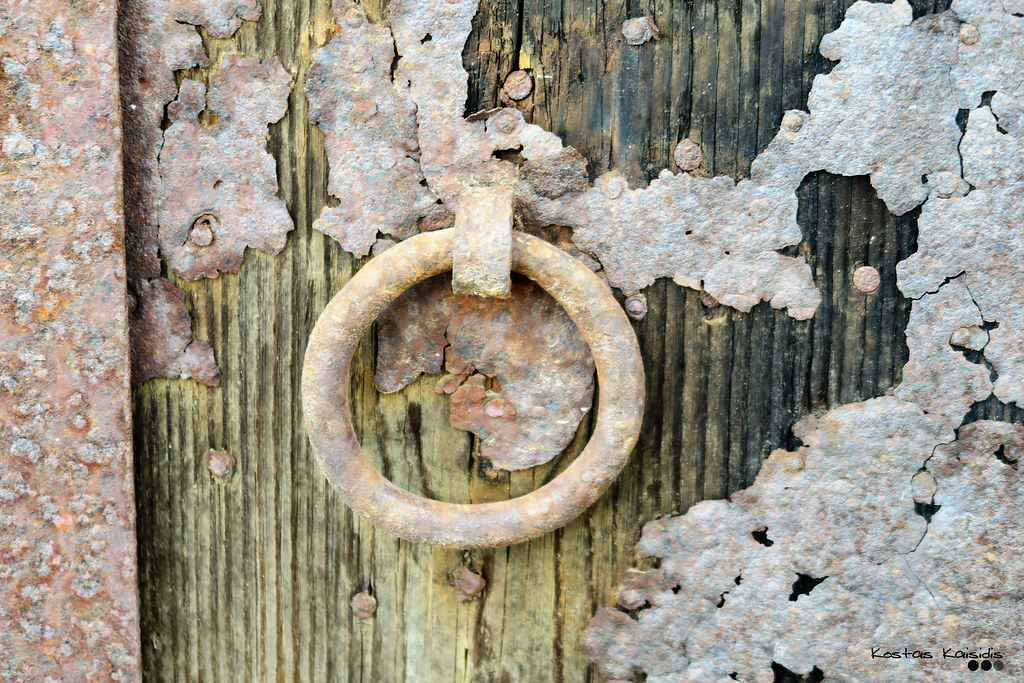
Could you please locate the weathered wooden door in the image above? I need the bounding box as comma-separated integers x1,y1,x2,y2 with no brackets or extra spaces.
126,0,1021,681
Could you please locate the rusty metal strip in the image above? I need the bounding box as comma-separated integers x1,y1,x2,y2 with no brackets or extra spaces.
451,185,513,298
0,0,139,679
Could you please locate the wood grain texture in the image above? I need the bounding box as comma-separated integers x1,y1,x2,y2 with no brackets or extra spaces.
133,0,956,680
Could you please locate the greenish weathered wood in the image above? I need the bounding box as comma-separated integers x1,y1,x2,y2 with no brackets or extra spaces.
131,0,986,681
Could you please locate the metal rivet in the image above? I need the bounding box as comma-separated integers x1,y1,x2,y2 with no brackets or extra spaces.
931,170,959,196
203,449,235,483
622,17,659,45
624,294,648,320
673,139,703,171
959,24,980,45
189,214,217,247
781,110,807,133
503,70,533,101
853,265,880,294
351,592,377,618
484,398,506,417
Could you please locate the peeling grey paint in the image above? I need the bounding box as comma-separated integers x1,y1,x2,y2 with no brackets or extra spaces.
122,0,293,384
158,56,293,280
899,107,1024,407
584,403,1024,681
582,0,1024,678
306,2,436,257
895,277,991,426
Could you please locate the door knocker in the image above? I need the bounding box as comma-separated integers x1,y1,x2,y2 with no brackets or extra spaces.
302,227,645,548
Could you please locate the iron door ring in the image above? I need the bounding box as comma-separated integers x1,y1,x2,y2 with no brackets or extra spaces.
301,228,645,548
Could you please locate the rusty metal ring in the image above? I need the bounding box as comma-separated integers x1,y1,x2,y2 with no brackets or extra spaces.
301,229,645,548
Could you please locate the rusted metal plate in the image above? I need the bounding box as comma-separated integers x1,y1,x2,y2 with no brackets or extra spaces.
306,1,437,257
119,0,263,279
302,230,643,547
0,0,139,679
303,0,837,457
130,278,220,387
951,0,1024,111
584,0,1024,678
523,171,821,318
121,0,281,385
753,0,963,216
581,400,1024,681
158,56,293,280
376,272,595,472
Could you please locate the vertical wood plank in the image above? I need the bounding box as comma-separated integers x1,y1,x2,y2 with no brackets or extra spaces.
132,0,952,681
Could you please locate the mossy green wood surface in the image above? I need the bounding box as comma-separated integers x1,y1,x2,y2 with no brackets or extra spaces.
130,0,971,680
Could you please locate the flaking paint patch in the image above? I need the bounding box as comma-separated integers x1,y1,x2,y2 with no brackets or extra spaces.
158,56,293,280
753,0,963,215
375,274,594,471
899,107,1024,407
583,0,1024,678
121,0,286,385
130,278,219,387
894,277,991,426
306,2,437,257
119,0,263,279
581,403,1024,681
522,171,821,316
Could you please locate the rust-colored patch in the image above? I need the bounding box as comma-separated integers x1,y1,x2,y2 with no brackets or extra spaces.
376,273,595,472
583,0,1024,677
130,279,220,387
521,147,589,199
158,56,293,280
0,0,139,678
120,0,268,385
524,170,821,318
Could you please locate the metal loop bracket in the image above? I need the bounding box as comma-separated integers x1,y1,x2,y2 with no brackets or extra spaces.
302,229,645,548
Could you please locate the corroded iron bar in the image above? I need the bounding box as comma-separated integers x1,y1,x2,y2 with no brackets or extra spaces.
0,0,140,679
